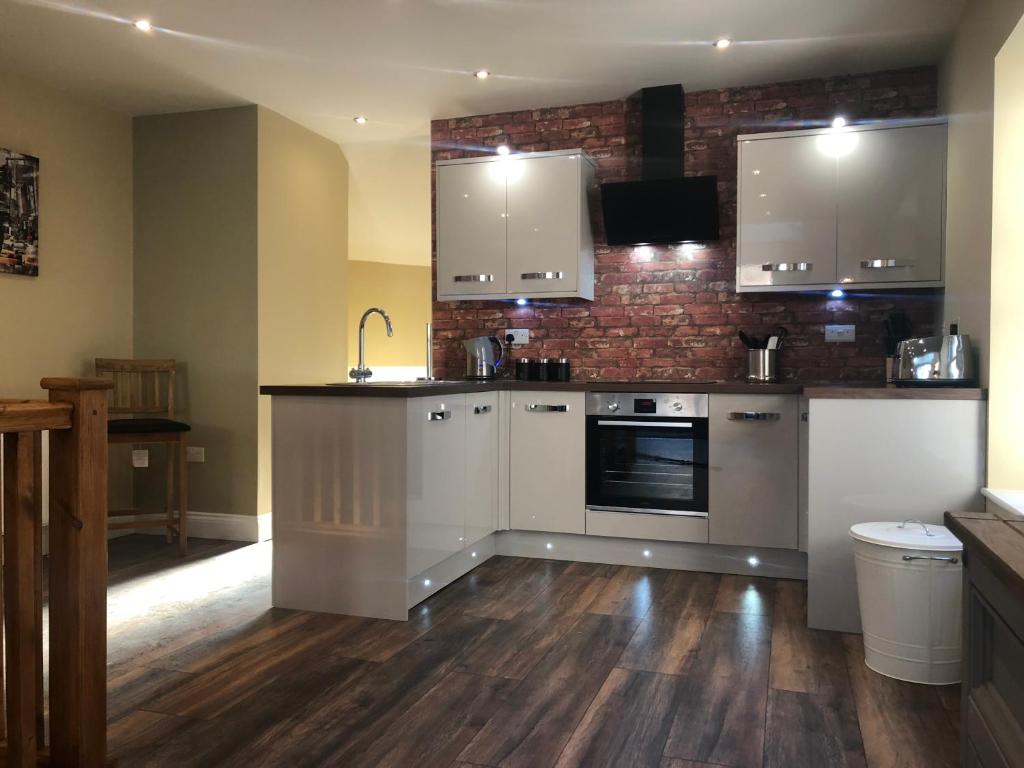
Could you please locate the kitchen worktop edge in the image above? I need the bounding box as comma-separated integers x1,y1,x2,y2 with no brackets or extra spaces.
259,380,805,397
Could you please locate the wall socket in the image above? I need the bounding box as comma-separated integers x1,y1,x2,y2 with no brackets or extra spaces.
131,449,149,468
187,446,206,463
825,324,856,343
505,329,530,345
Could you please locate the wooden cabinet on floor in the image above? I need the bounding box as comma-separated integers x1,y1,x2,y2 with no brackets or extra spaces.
509,391,585,534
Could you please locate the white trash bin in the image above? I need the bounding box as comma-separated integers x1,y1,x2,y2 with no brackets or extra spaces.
850,520,963,685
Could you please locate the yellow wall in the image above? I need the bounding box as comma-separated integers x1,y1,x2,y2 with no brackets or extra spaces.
133,106,260,517
989,14,1024,487
347,260,432,370
256,107,349,516
0,70,133,396
939,0,1024,385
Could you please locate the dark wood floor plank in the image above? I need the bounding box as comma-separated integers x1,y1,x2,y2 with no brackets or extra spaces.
554,667,684,768
458,612,640,768
843,634,959,768
712,573,775,615
587,566,672,618
107,664,195,723
461,556,571,620
107,710,196,768
663,610,772,768
618,571,720,674
659,760,721,768
770,579,850,696
765,688,866,768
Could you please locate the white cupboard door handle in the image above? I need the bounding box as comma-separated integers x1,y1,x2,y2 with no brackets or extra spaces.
427,410,452,421
860,259,912,269
453,274,494,283
761,262,812,272
473,404,492,415
727,411,781,421
525,404,568,413
521,271,564,280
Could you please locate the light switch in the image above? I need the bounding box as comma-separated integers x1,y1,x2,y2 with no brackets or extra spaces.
132,449,149,468
187,446,205,463
825,324,856,343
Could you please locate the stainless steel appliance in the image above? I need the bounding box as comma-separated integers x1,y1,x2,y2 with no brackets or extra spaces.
586,392,709,517
895,327,975,385
463,335,504,380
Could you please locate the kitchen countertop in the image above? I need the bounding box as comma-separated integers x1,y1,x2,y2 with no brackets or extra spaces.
260,380,805,398
946,505,1024,602
803,385,987,400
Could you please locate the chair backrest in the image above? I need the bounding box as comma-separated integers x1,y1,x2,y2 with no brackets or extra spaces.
94,358,176,418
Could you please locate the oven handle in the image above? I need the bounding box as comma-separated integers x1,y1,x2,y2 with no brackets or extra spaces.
596,420,693,428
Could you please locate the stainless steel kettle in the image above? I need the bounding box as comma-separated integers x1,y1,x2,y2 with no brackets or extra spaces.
463,336,504,380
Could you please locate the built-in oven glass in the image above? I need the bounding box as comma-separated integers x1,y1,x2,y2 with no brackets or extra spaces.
586,415,709,515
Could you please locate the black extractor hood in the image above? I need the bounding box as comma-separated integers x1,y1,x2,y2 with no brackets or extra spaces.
601,84,719,246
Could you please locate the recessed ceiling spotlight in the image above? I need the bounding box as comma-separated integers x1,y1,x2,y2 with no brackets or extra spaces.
832,116,847,129
474,69,490,79
353,116,368,125
830,288,846,298
496,144,510,156
133,19,152,32
714,38,732,49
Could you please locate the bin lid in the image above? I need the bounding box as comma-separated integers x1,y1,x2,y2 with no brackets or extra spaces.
849,521,962,552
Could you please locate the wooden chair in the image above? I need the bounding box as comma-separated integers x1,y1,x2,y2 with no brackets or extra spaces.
95,358,189,554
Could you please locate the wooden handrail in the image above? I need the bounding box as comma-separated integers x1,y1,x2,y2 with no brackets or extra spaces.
0,377,112,768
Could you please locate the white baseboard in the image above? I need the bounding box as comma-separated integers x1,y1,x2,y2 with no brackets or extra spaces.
106,512,272,543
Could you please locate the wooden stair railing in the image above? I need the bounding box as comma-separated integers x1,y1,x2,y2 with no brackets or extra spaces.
0,378,113,768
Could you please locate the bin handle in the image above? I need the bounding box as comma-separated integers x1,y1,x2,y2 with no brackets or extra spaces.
902,554,959,565
898,519,934,537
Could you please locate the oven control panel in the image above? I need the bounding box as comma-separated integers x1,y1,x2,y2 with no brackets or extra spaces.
584,392,709,417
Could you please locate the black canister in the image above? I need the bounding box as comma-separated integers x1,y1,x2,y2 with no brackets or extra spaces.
547,358,571,382
515,358,531,381
533,358,550,381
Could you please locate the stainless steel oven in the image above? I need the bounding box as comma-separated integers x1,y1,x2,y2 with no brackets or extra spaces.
586,392,709,517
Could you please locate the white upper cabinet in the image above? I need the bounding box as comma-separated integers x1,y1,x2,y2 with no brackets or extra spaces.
737,121,946,293
738,134,838,289
836,123,946,285
436,150,595,301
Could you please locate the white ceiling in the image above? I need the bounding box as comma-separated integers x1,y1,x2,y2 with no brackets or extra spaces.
0,0,965,144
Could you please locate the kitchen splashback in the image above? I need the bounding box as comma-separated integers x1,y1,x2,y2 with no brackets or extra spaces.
431,66,940,383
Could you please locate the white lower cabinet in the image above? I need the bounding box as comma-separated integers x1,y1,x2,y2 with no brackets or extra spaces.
708,394,799,549
465,391,500,547
406,395,467,576
509,391,585,534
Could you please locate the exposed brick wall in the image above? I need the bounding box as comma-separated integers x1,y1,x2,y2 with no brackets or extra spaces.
431,66,940,383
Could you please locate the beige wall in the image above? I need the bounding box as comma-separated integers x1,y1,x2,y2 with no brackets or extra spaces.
989,14,1024,487
133,107,260,518
940,0,1024,385
347,261,432,370
256,107,349,516
0,70,133,396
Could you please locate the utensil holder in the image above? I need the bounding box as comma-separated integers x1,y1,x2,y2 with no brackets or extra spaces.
747,349,778,383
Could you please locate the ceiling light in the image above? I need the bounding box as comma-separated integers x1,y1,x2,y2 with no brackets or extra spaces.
474,69,490,79
353,116,368,125
714,38,732,49
133,19,152,32
496,144,510,156
832,116,847,129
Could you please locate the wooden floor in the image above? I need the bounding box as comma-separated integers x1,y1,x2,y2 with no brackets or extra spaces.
99,536,961,768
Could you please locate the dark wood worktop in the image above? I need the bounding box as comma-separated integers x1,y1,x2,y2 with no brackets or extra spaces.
946,508,1024,602
804,385,986,400
259,380,805,398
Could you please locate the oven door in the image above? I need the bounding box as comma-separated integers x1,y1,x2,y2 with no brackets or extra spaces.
586,416,709,516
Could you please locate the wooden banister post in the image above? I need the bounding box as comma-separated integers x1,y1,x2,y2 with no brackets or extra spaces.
42,377,113,768
2,429,42,768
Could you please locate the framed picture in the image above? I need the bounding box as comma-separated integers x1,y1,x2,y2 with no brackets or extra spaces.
0,148,39,276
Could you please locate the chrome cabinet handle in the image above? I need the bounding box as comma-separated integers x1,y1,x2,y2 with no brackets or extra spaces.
860,259,912,269
521,271,564,280
427,410,452,421
902,554,959,564
727,411,781,421
762,262,811,272
453,274,494,283
525,404,568,412
473,404,492,415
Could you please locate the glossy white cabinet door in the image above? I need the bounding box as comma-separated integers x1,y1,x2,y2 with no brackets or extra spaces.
465,390,499,547
406,395,466,576
509,391,585,534
837,123,946,284
738,135,837,288
708,394,799,549
505,154,582,296
436,162,507,298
